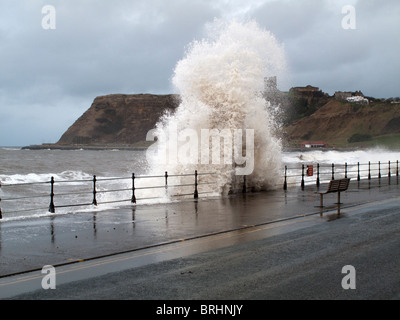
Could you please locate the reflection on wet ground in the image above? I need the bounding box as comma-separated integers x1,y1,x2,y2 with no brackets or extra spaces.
0,177,398,276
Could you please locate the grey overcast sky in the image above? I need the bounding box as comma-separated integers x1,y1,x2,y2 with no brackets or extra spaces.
0,0,399,146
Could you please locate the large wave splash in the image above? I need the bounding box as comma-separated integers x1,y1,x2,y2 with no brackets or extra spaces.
147,20,286,195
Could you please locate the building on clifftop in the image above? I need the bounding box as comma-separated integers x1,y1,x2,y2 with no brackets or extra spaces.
334,90,368,104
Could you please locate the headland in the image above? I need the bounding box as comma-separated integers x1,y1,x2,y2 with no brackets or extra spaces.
23,85,400,151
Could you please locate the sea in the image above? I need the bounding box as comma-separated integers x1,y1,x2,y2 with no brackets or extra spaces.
1,147,399,221
1,21,400,222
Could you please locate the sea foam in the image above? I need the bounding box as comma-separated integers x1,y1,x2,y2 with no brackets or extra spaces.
147,19,287,195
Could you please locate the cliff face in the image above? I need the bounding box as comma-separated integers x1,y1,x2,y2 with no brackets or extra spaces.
57,94,180,146
49,89,399,150
284,99,400,147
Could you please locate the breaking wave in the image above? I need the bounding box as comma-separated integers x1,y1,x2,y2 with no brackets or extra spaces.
0,170,92,185
147,19,287,195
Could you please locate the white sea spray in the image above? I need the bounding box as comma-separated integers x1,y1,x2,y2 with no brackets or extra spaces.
147,19,287,195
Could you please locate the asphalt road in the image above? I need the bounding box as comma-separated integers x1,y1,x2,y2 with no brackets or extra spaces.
7,197,400,300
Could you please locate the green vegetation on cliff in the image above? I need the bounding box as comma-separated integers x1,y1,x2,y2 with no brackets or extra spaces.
283,97,400,149
23,88,399,151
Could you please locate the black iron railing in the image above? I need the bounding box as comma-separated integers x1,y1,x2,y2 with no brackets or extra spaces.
0,170,216,219
0,160,398,219
283,160,399,190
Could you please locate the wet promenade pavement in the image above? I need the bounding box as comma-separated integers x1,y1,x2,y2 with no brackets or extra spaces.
0,177,400,298
1,177,399,279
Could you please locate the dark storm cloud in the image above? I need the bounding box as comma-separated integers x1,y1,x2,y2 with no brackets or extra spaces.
0,0,219,145
0,0,399,146
1,0,217,96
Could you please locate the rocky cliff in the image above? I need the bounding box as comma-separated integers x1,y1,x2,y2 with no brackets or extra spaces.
283,99,400,148
24,88,399,150
56,94,180,147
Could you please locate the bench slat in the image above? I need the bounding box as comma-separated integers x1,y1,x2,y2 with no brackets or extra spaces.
319,178,350,194
316,178,350,209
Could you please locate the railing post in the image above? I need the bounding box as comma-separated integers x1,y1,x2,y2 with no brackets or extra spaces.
283,166,287,190
0,179,2,219
357,162,360,181
49,176,55,213
92,175,97,206
345,162,348,179
194,170,199,199
397,160,399,176
165,171,168,191
331,163,335,180
378,161,381,179
388,161,391,179
316,163,320,187
131,173,136,203
301,164,305,190
368,161,371,180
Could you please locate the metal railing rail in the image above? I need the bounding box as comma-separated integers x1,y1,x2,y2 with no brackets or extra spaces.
282,160,399,190
0,160,398,219
0,170,216,219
